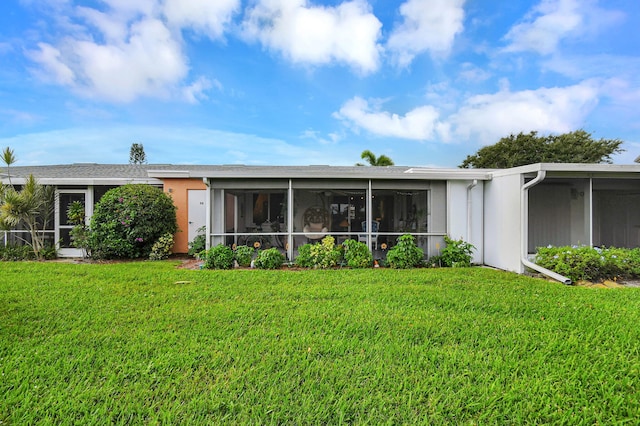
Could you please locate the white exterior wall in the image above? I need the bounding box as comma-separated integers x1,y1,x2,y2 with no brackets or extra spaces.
483,174,524,273
447,180,484,264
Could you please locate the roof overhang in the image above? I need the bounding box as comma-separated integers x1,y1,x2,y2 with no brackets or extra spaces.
489,163,640,179
149,165,493,181
2,177,163,186
147,170,191,179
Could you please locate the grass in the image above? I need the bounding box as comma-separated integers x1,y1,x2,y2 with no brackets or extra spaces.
2,261,640,424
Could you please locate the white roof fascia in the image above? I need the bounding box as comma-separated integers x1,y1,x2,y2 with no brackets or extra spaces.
404,168,492,180
489,163,640,178
147,170,191,178
2,177,164,186
148,166,493,181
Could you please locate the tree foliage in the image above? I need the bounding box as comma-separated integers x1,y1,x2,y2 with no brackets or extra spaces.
0,147,56,259
459,130,624,169
0,175,56,259
2,147,16,185
89,184,177,259
356,150,395,166
129,143,147,165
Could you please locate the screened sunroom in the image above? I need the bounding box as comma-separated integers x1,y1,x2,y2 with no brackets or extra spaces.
205,168,454,261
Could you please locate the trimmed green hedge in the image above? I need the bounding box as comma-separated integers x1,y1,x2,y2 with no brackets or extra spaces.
535,245,640,282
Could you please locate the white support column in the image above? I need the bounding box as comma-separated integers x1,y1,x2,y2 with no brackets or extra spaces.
288,179,294,261
367,179,373,250
589,177,593,247
204,178,212,249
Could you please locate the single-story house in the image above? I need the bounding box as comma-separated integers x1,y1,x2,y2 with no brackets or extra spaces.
2,162,640,281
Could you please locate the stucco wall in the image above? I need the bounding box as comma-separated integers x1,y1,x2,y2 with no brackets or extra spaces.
162,178,207,253
447,180,484,264
483,174,523,273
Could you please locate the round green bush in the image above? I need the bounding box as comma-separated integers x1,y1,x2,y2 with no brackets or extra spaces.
149,233,175,261
254,248,285,269
295,243,315,268
89,184,177,259
234,245,254,267
203,244,235,269
342,239,372,268
386,234,424,269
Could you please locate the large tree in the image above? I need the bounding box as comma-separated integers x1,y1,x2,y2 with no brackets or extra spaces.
356,150,395,166
459,130,624,169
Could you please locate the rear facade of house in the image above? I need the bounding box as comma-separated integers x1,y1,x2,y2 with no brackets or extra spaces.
3,163,640,278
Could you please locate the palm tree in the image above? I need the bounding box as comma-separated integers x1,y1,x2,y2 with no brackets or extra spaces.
0,174,56,259
356,150,395,166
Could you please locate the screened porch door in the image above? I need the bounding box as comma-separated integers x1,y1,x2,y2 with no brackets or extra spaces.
57,189,89,257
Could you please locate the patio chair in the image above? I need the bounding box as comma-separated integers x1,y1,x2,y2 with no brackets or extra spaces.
302,206,329,242
358,220,380,249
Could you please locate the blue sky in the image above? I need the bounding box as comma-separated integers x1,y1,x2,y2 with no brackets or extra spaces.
1,0,639,167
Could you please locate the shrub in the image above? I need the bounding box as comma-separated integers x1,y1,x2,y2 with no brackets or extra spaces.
600,247,640,278
342,239,372,268
89,184,177,259
309,236,342,269
254,248,285,269
386,234,424,269
67,200,90,258
294,236,342,269
234,245,254,267
535,245,640,282
0,243,57,261
203,244,235,270
149,233,174,261
39,245,58,260
295,243,315,268
437,235,475,268
188,226,206,258
0,244,36,261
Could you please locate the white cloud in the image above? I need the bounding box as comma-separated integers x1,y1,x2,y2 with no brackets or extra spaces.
163,0,240,38
503,0,623,55
57,18,187,102
335,96,443,141
336,81,601,145
98,0,158,17
241,0,382,74
386,0,465,67
27,43,76,85
503,0,582,54
0,109,41,125
301,129,341,145
458,62,491,83
76,6,130,42
26,0,237,103
450,80,600,143
182,76,218,104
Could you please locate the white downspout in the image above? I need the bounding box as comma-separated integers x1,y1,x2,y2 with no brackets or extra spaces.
521,170,572,285
466,179,477,242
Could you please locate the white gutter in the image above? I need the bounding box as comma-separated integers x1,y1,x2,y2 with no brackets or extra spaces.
521,170,572,285
466,179,477,242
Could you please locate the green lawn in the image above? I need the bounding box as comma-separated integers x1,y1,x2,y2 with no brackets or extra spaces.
2,262,640,424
